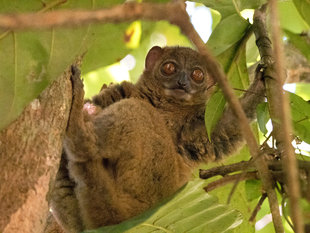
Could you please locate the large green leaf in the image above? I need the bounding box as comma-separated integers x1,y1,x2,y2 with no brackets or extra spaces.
207,14,249,56
85,180,243,233
0,0,132,131
198,146,256,233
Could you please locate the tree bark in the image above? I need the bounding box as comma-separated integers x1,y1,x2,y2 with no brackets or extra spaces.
0,67,73,233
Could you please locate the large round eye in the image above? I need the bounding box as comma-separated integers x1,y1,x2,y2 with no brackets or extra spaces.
161,62,176,75
191,69,204,83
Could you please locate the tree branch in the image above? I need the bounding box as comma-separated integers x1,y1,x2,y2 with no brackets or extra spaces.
269,0,304,232
203,172,259,192
0,2,185,30
0,68,72,232
249,193,268,222
200,160,310,180
199,161,254,179
254,3,304,232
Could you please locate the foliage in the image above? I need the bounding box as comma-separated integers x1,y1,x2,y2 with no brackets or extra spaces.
0,0,310,233
0,0,129,130
85,180,243,233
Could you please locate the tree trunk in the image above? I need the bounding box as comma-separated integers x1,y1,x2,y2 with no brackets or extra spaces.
0,67,73,233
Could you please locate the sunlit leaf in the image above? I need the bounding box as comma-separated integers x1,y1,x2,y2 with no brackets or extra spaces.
85,180,243,233
295,83,310,100
124,21,142,49
210,8,221,30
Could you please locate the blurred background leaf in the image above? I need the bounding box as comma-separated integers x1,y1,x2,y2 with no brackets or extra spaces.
0,0,129,131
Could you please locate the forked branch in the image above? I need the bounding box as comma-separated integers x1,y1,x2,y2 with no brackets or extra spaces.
253,3,304,232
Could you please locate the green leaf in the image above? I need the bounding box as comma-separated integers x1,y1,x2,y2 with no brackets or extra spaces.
85,180,243,233
279,0,310,33
295,83,310,100
0,0,131,131
293,0,310,28
284,29,310,63
205,90,226,139
256,102,270,135
245,180,263,201
197,0,266,18
210,8,221,30
207,14,249,56
246,34,260,65
82,22,131,73
205,28,250,138
199,147,255,233
289,92,310,144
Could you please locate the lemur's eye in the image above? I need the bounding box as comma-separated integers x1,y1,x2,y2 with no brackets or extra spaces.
191,69,204,83
162,62,176,75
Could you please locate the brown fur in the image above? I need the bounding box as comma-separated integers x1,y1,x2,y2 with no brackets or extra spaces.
50,46,265,232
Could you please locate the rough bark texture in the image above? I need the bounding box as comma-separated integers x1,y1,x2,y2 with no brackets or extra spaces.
0,67,73,233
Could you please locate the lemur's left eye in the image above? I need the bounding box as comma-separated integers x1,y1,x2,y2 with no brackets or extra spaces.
191,69,204,83
162,62,176,75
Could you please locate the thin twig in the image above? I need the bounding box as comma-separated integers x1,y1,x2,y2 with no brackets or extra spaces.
232,87,266,97
199,161,253,179
204,172,259,192
249,193,267,222
200,160,310,179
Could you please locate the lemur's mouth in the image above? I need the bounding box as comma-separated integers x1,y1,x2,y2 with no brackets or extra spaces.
164,88,192,101
170,88,187,93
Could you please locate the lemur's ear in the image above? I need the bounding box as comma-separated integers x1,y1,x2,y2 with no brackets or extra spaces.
145,46,163,71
